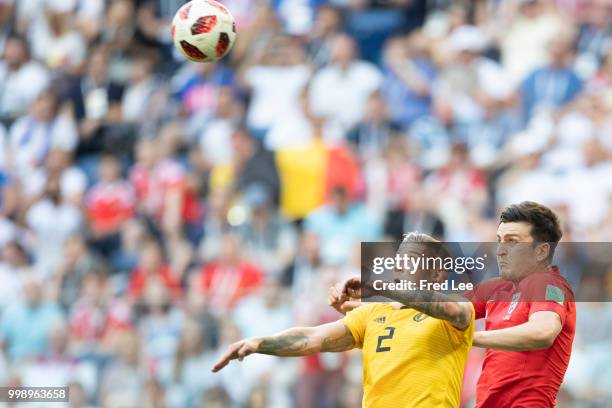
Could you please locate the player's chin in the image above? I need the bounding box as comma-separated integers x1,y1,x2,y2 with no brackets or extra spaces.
499,268,513,281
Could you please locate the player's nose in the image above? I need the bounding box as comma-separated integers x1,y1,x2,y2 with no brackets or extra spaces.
496,243,508,256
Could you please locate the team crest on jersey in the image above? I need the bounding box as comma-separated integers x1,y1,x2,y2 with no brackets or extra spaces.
413,313,428,322
373,316,387,324
503,292,521,320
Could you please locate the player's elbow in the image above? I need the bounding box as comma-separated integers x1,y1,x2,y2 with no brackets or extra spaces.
447,302,471,330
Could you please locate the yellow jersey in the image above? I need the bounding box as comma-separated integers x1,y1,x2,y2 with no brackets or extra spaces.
342,302,474,408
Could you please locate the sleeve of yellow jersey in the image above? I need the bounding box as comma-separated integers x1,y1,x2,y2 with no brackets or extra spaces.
341,304,375,349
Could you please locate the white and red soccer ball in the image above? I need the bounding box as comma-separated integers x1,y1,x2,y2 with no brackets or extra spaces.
171,0,236,63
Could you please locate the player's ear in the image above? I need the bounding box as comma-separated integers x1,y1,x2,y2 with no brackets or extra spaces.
535,243,550,263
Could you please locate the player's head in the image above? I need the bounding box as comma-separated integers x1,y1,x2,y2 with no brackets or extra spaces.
396,232,448,284
497,201,562,282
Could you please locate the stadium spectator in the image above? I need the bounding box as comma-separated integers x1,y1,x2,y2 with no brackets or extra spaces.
0,34,50,123
53,233,107,310
499,0,565,84
19,321,83,389
575,0,611,79
99,329,144,407
29,0,86,74
347,91,403,161
161,318,218,406
128,239,182,302
309,34,382,133
85,155,135,254
435,25,511,128
26,174,83,277
231,128,280,205
192,86,242,168
9,89,78,180
242,35,311,139
68,269,123,353
380,32,436,128
173,61,235,119
306,5,343,68
520,34,583,119
0,241,27,312
304,185,380,265
265,86,342,151
28,149,87,207
138,281,183,375
0,272,64,362
232,280,292,339
235,184,297,279
68,46,124,161
195,233,263,314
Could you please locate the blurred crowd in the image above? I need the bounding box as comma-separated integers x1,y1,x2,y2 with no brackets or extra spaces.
0,0,611,407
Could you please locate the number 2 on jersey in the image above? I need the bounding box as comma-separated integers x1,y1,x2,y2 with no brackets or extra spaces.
376,326,395,352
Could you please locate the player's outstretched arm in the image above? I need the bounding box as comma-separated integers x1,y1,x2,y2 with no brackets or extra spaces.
473,311,562,351
339,276,472,330
211,321,355,372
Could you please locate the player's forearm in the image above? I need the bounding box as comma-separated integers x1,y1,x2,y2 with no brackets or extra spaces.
254,327,322,357
473,322,557,351
382,289,472,330
255,323,355,356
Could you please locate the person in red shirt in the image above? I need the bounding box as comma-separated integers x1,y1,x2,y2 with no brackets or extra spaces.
129,137,202,240
86,154,135,238
469,201,575,408
196,233,263,315
330,201,575,408
128,239,183,301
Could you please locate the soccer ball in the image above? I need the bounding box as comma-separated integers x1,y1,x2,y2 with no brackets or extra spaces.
171,0,236,63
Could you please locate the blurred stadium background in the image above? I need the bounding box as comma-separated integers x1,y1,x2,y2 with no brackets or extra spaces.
0,0,611,407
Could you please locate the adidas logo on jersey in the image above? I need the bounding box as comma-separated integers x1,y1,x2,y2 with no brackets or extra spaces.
373,316,387,324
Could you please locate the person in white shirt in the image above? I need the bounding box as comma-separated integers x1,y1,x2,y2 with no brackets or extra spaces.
0,34,50,122
243,36,311,138
309,34,382,133
499,0,565,85
9,90,78,180
197,87,243,167
26,175,83,278
28,0,86,73
265,88,342,150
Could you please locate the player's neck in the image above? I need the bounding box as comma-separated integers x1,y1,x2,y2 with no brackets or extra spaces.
512,263,554,285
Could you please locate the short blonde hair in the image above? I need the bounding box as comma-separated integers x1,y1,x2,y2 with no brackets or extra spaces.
399,232,448,259
401,232,440,244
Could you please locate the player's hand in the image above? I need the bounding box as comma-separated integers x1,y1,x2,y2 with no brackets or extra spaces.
211,337,261,372
342,276,362,298
328,283,362,314
341,276,375,299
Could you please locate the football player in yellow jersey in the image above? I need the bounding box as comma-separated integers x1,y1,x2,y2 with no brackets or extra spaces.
212,233,474,408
